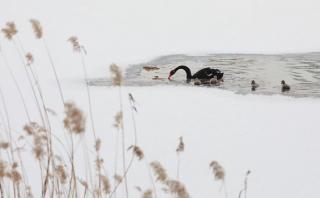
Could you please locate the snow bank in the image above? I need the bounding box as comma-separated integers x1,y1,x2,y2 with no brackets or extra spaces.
2,80,319,197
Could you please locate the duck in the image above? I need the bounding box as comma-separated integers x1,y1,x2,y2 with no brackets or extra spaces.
168,65,224,83
281,80,290,92
251,80,259,91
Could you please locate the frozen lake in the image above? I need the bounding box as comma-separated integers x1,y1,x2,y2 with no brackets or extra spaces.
89,53,320,98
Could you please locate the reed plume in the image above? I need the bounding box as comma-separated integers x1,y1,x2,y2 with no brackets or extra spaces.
0,142,9,150
68,37,97,193
100,175,111,194
164,179,190,198
142,189,153,198
30,19,43,39
56,165,68,185
114,174,122,184
95,138,101,152
176,137,184,153
150,161,168,183
63,102,86,135
29,18,65,106
68,36,81,52
1,22,17,40
0,160,7,178
113,111,123,129
128,145,144,160
110,63,128,197
25,52,34,65
63,102,85,197
7,167,22,184
210,161,228,198
110,64,123,86
209,161,225,181
176,136,184,180
23,122,47,160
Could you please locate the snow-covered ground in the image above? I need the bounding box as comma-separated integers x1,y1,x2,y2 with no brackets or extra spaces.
1,75,320,197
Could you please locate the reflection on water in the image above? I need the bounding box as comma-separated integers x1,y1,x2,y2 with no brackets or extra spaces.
89,53,320,98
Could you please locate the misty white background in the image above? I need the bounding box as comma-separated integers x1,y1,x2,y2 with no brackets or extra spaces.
1,0,320,78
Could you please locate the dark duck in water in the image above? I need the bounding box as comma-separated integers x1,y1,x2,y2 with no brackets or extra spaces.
281,80,290,92
251,80,259,91
168,65,224,83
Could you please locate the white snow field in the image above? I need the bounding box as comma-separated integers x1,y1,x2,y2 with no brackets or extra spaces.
0,74,320,197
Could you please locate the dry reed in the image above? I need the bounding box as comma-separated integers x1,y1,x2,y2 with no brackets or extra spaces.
30,19,42,39
150,161,168,183
142,189,153,198
56,165,68,185
0,48,31,122
0,142,9,150
238,170,250,198
209,161,225,181
110,63,129,198
1,22,17,40
29,19,66,106
176,136,184,180
164,179,190,198
100,175,111,194
64,102,86,135
210,161,228,198
128,145,144,160
110,64,123,86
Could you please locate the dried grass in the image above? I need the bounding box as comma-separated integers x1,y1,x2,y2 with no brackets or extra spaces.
25,52,34,65
128,145,144,160
68,36,81,52
110,64,123,86
150,161,168,183
64,102,86,134
30,19,42,39
176,137,184,153
95,138,101,152
0,141,9,150
0,160,7,178
113,111,123,129
114,174,122,184
56,165,68,184
23,122,47,159
164,179,190,198
1,22,17,40
209,161,225,181
100,175,111,194
142,189,153,198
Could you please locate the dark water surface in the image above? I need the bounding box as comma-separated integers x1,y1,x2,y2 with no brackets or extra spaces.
89,53,320,98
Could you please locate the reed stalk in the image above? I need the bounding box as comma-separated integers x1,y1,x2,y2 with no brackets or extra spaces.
0,50,31,122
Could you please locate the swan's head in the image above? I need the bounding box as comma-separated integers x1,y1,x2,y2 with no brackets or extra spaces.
168,69,176,80
281,80,286,85
251,80,256,85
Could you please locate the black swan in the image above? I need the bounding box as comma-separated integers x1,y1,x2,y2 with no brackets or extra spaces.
251,80,259,91
281,80,290,92
168,65,224,83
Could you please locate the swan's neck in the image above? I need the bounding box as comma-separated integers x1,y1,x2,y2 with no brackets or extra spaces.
175,65,192,80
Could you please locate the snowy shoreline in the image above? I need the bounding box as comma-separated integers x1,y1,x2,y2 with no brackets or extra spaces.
2,81,319,197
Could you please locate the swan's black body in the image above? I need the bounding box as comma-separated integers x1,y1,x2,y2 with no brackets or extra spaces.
168,65,224,83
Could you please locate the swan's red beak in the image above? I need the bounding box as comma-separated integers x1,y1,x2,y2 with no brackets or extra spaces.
168,74,173,81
